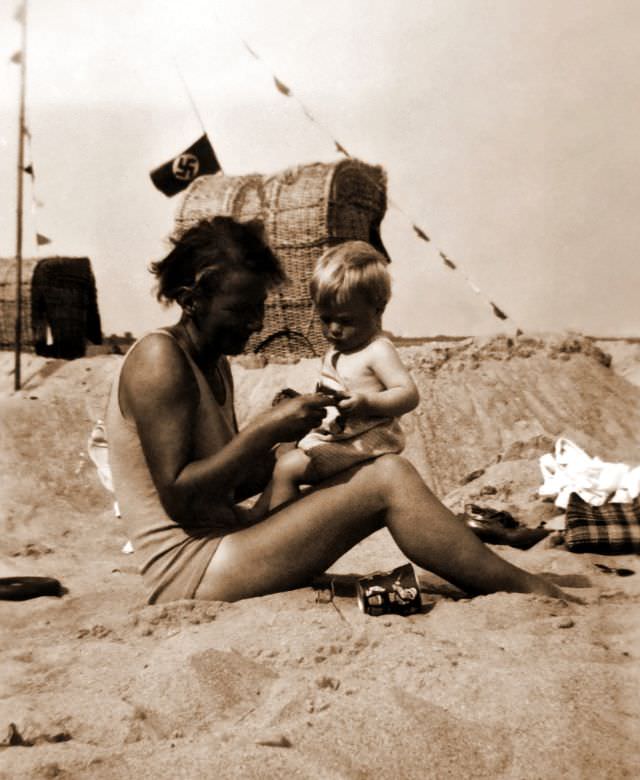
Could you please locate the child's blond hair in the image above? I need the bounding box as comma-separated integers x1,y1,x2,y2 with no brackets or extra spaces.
310,241,391,312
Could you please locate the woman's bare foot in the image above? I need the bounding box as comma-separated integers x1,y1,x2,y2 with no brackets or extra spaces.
528,573,584,604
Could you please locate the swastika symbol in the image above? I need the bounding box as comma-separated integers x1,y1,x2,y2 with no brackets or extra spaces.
172,153,200,181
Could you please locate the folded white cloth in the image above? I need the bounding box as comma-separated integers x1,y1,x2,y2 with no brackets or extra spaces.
87,419,114,493
88,420,126,539
539,438,640,508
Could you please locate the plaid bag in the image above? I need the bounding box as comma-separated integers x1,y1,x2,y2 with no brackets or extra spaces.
565,492,640,554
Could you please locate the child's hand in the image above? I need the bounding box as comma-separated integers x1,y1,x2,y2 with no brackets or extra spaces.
271,387,301,406
337,392,368,415
315,383,348,403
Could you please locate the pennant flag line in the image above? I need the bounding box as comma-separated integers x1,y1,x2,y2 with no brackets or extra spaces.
24,125,55,252
302,105,316,123
491,302,508,321
30,188,45,214
466,278,482,295
10,50,22,64
215,14,516,327
413,225,430,243
273,76,291,96
242,40,259,60
439,251,456,270
150,133,221,197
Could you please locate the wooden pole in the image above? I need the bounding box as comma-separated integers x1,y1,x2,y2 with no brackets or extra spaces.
14,1,27,391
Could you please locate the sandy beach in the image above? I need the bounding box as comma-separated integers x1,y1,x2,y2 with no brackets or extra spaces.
1,334,639,779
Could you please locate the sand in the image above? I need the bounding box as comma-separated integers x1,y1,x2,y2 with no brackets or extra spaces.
1,334,639,779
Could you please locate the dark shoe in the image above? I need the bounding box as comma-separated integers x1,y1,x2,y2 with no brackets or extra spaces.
0,576,64,601
464,518,551,549
465,503,519,528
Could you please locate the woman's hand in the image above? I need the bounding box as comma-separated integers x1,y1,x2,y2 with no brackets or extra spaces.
260,392,330,442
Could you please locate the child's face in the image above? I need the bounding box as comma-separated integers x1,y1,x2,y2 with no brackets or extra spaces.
316,292,380,352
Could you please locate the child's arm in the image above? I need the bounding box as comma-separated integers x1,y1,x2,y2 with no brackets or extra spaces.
338,339,419,418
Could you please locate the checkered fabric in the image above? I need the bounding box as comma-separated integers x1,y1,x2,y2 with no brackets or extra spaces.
565,492,640,554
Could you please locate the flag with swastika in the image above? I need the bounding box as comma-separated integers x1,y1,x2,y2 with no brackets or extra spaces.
150,134,221,196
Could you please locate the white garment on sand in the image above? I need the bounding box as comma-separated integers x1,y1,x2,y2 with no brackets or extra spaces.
87,420,113,493
539,437,640,508
88,419,127,547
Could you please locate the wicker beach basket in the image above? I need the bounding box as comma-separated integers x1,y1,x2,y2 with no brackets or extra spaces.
175,159,388,362
0,257,40,351
0,256,102,358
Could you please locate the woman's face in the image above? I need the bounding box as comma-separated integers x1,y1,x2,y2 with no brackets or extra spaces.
194,268,268,356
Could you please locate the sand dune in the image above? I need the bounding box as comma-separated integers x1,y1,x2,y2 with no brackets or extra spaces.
1,334,639,779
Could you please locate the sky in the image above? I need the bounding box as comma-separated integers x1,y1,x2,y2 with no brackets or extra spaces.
1,0,639,338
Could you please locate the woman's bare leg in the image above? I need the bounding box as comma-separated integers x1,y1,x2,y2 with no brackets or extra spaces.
195,455,569,602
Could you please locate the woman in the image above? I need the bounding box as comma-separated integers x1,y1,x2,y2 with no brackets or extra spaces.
107,216,568,604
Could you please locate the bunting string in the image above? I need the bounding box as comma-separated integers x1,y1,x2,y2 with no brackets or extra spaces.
213,12,518,328
173,59,208,137
9,2,53,252
14,1,26,24
24,122,51,250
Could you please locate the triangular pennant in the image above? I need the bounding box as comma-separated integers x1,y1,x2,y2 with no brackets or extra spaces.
439,251,457,270
412,225,430,242
10,50,22,65
36,233,52,246
14,3,26,23
490,302,508,321
150,133,221,197
23,164,34,175
273,76,291,96
334,141,350,157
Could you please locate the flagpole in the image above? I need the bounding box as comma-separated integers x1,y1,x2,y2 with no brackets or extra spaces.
14,0,28,392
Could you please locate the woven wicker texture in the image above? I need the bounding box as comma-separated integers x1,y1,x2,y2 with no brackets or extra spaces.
175,159,387,361
0,256,102,358
0,257,40,350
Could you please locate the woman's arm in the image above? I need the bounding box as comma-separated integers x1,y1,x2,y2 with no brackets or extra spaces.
233,448,276,503
119,334,329,524
338,338,419,418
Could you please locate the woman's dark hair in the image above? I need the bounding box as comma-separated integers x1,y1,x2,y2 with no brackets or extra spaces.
149,216,285,305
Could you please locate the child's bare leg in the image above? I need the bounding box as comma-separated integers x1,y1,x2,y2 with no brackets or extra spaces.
269,447,313,511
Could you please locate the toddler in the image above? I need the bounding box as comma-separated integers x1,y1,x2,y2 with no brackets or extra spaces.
269,240,419,510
